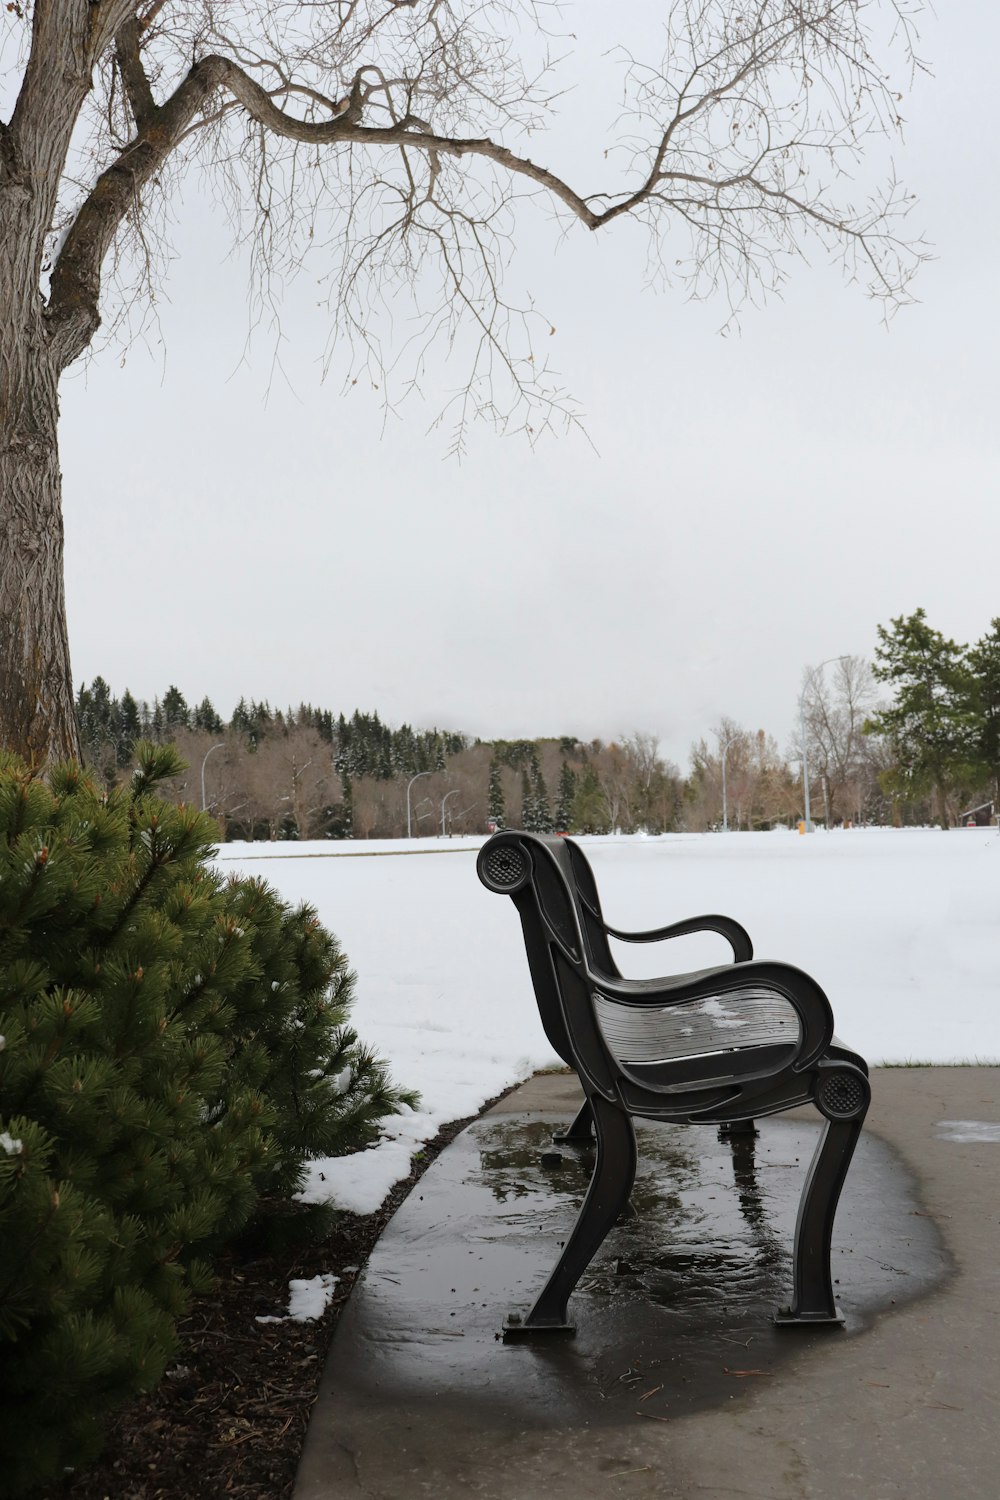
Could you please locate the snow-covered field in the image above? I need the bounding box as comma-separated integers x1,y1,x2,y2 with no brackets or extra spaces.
217,828,1000,1214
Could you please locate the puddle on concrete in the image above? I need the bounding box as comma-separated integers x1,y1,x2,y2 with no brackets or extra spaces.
935,1120,1000,1143
324,1111,949,1430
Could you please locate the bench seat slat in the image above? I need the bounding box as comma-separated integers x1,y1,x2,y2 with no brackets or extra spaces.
592,987,801,1066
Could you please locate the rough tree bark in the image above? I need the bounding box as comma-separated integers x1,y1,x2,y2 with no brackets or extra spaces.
0,1,103,765
0,312,79,766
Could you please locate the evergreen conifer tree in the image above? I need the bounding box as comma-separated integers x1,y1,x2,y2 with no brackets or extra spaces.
118,690,142,764
161,685,190,732
0,749,259,1486
339,774,354,838
554,762,577,832
867,609,978,828
520,766,534,830
231,698,252,739
486,757,506,830
193,696,224,734
966,619,1000,807
572,768,609,834
334,714,351,775
76,676,115,744
529,750,553,832
76,678,121,784
0,745,413,1490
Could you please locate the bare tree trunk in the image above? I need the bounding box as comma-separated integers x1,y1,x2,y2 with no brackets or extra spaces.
0,1,99,768
0,200,81,765
936,780,950,831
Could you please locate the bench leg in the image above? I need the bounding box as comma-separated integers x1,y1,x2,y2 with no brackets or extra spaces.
504,1094,636,1338
552,1097,594,1145
774,1114,863,1326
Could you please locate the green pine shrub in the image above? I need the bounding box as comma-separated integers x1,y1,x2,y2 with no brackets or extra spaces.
218,875,418,1248
0,744,414,1495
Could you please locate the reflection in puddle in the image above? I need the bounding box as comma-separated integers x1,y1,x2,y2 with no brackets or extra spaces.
480,1115,787,1321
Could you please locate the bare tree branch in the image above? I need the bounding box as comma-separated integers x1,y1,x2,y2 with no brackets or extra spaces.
45,0,927,422
115,15,158,129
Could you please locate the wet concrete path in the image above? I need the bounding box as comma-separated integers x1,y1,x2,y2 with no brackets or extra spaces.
296,1068,1000,1500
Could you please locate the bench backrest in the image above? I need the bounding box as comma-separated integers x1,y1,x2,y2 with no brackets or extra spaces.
478,831,622,1095
477,831,583,1047
489,831,623,972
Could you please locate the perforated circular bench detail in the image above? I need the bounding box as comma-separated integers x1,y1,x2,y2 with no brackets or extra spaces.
483,845,527,891
817,1070,866,1120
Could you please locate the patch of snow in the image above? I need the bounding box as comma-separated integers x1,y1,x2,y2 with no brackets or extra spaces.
935,1120,1000,1143
330,1065,352,1095
255,1272,340,1325
1,1132,24,1155
288,1274,340,1321
694,997,745,1027
297,1104,432,1215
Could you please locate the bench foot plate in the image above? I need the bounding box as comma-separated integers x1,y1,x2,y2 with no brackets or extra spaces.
773,1306,845,1328
502,1316,575,1341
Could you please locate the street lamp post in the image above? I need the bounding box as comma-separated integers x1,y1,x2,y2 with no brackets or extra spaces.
799,693,813,831
200,742,225,812
798,656,849,832
406,770,432,837
440,788,460,836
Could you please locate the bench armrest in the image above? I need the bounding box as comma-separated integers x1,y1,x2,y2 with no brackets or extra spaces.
600,914,753,964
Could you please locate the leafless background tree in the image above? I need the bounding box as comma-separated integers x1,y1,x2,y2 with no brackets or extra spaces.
1,0,925,764
687,716,797,829
797,655,881,824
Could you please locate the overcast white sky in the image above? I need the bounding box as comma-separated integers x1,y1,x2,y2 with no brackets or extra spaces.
56,2,1000,770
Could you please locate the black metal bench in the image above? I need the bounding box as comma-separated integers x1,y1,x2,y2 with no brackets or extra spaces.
477,830,870,1337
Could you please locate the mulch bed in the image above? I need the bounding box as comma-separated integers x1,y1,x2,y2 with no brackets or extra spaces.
52,1088,519,1499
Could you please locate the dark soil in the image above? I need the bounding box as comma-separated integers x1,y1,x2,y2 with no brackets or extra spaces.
51,1088,518,1499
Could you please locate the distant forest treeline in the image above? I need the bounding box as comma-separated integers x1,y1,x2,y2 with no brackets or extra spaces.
76,678,689,840
75,619,1000,839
